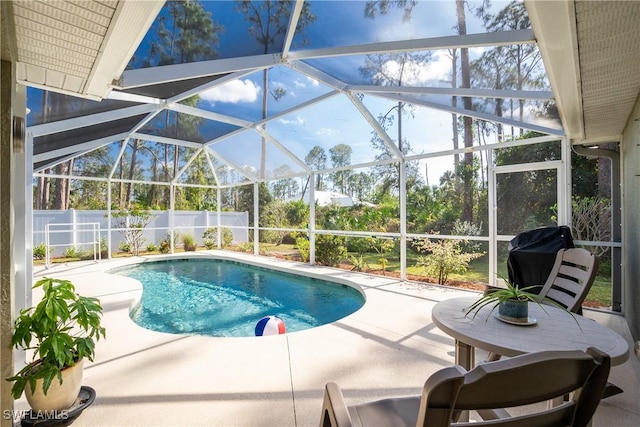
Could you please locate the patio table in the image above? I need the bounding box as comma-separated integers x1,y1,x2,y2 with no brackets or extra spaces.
432,296,629,371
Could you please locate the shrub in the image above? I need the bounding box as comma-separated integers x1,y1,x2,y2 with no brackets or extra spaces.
33,242,51,260
182,234,196,251
295,235,310,262
202,227,234,249
221,228,233,248
451,220,484,253
349,254,368,272
315,235,347,267
64,246,83,259
99,237,108,258
413,237,485,285
260,200,289,244
157,231,179,254
378,258,388,274
158,239,171,254
202,228,216,249
146,243,158,252
239,242,253,253
118,241,130,253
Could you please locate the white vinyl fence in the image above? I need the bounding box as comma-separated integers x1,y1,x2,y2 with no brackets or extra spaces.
33,209,249,259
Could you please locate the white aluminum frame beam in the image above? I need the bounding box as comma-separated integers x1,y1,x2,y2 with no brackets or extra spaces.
288,29,536,60
117,54,282,89
380,92,564,136
29,104,159,137
167,69,256,104
346,91,402,158
206,146,258,183
168,103,253,128
253,89,342,129
106,90,163,105
282,0,304,59
349,85,554,101
173,148,205,184
254,126,313,174
130,133,206,149
289,60,349,91
203,150,221,187
33,132,129,165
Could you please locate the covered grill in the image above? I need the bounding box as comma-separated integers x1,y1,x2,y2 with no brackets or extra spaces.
507,226,575,293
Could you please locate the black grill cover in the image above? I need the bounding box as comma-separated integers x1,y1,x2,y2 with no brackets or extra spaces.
507,226,574,293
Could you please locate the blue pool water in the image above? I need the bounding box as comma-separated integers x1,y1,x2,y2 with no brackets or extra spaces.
113,258,365,337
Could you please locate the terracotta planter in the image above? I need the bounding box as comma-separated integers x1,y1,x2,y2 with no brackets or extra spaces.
25,359,84,412
498,299,529,322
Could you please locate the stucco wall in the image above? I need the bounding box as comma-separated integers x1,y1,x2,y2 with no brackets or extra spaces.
0,59,15,427
622,94,640,342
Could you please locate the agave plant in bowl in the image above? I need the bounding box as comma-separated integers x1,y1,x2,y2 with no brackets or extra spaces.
6,277,106,412
464,278,575,325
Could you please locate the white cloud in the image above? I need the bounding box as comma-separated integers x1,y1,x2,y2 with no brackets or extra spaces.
279,116,305,125
200,79,260,104
378,53,453,85
316,128,337,137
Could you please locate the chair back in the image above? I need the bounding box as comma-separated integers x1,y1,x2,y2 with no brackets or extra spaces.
536,248,599,312
417,347,610,427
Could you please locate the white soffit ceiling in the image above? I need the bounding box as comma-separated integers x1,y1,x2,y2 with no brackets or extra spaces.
12,0,164,100
526,0,640,143
576,0,640,141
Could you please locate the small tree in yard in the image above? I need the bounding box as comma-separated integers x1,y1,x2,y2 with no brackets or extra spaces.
111,207,155,256
413,236,484,285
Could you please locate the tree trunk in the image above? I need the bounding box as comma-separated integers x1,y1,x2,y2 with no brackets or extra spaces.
450,48,459,169
457,0,474,223
36,175,50,209
126,139,140,209
53,164,68,210
118,156,125,209
164,144,170,209
65,159,74,208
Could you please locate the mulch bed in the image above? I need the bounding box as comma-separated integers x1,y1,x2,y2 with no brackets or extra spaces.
262,253,607,306
270,252,487,292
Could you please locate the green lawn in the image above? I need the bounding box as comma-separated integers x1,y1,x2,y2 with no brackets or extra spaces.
39,243,613,309
353,252,611,308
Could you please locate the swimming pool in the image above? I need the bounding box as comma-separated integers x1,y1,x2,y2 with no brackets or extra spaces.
112,258,365,337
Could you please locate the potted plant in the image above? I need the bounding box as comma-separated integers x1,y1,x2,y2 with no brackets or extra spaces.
6,277,106,412
464,278,576,325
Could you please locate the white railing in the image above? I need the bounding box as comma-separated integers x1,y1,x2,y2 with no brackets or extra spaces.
44,222,101,268
33,209,250,259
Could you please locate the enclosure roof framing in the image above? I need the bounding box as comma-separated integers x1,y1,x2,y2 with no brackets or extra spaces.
2,0,637,186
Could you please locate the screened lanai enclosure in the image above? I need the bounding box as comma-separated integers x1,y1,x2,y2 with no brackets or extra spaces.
26,0,619,311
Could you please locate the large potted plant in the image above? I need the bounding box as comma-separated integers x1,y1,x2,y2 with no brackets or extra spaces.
6,277,106,412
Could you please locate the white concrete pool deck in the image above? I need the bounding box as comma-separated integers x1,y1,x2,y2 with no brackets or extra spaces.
15,251,640,426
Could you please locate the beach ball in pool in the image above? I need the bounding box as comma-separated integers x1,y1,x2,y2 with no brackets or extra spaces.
255,316,286,336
